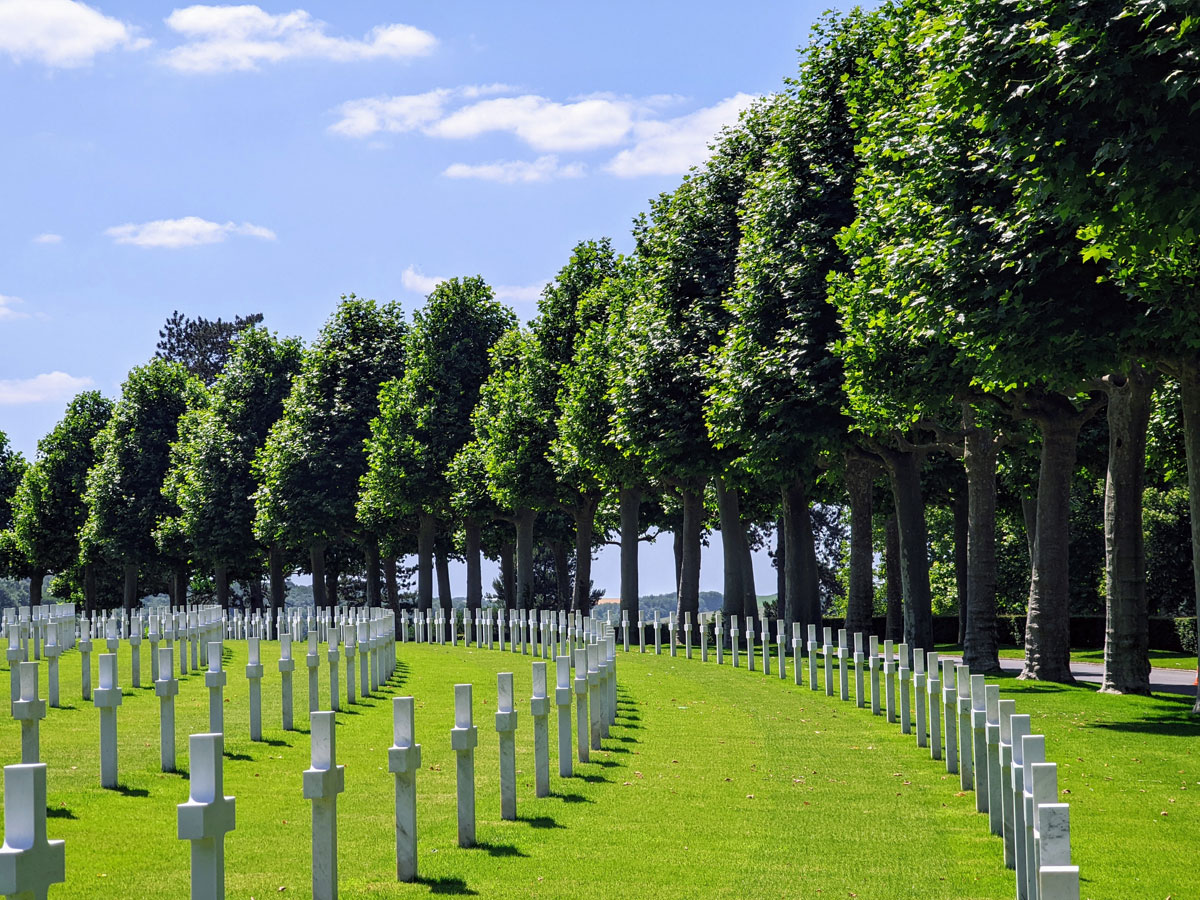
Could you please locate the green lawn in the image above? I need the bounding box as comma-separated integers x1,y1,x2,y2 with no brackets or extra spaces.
1,638,1195,899
936,643,1199,671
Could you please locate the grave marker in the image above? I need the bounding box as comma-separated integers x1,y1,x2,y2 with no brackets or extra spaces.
178,733,235,900
246,638,264,741
555,656,572,778
808,625,819,691
898,643,911,733
587,642,602,750
388,697,420,882
304,711,345,900
776,621,786,681
279,629,296,730
730,615,739,668
883,640,896,723
12,663,45,764
957,664,973,791
791,624,802,687
495,672,519,820
986,684,1002,835
78,622,92,703
156,647,179,771
450,684,478,848
942,660,958,775
93,653,122,788
306,633,321,715
999,698,1018,868
327,630,341,714
1010,714,1032,893
914,649,928,748
205,642,226,734
746,616,755,672
0,763,65,899
573,648,590,764
44,630,61,709
869,635,881,714
853,632,864,707
530,662,551,798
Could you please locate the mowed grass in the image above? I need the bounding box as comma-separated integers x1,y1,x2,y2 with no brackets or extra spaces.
0,636,1194,899
936,644,1199,671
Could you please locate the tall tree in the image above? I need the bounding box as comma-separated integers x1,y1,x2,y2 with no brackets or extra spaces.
358,277,514,613
81,359,199,610
10,392,113,607
253,296,407,607
161,328,303,609
156,310,265,384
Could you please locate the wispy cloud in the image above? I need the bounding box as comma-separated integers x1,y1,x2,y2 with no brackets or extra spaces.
0,294,30,321
443,155,584,184
400,265,442,295
163,5,436,73
0,371,94,405
606,94,757,177
333,86,758,179
400,266,544,304
329,84,510,138
32,233,62,244
0,0,148,67
105,216,276,248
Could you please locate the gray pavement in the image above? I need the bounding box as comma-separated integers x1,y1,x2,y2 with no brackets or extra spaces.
942,654,1197,697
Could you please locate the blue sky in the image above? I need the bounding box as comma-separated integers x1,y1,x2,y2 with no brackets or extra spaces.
0,0,851,596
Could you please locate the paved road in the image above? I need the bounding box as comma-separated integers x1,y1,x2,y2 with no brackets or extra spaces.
944,655,1197,697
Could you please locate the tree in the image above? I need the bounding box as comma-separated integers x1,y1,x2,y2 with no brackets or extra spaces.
10,392,113,606
81,359,199,610
156,310,265,384
253,296,407,608
0,434,29,593
359,277,514,613
161,328,303,609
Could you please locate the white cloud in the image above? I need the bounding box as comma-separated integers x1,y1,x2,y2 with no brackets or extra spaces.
0,0,148,67
494,282,546,304
0,295,30,321
428,95,637,152
328,84,509,138
443,155,584,184
105,216,276,248
401,266,544,304
33,233,62,244
606,93,757,177
163,5,436,73
400,265,442,295
0,372,94,405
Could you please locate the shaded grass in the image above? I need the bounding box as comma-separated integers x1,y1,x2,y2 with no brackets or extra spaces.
0,639,1195,898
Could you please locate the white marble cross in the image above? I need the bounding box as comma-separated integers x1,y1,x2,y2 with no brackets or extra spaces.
12,663,45,764
246,638,264,741
985,683,1003,835
495,672,519,820
531,662,550,797
206,642,226,734
389,697,421,882
156,647,179,772
177,733,235,900
93,653,123,788
450,684,478,848
0,762,65,899
586,642,602,751
279,629,296,731
573,648,590,764
304,711,345,900
555,655,573,778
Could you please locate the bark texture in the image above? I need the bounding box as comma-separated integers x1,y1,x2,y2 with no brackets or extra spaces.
676,486,704,622
572,496,599,615
464,519,482,613
884,513,902,643
1101,367,1156,694
781,479,820,632
1179,361,1200,715
269,545,285,613
844,454,875,638
310,541,327,608
882,449,934,651
619,487,641,619
417,512,435,612
715,478,745,619
514,509,536,609
963,406,1001,674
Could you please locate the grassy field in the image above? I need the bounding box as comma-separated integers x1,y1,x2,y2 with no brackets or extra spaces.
0,637,1195,899
935,644,1199,672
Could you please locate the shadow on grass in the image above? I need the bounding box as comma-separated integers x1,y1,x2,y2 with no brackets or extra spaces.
46,806,77,820
224,751,253,762
471,840,527,858
572,773,611,785
417,875,477,896
109,784,149,798
50,704,79,711
585,758,621,768
549,791,590,804
256,737,290,747
516,815,564,829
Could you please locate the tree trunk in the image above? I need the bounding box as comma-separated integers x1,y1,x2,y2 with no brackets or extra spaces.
123,562,137,612
1022,400,1091,683
676,486,703,622
1021,493,1038,564
884,513,902,643
499,540,516,610
1101,366,1156,694
435,535,452,612
214,562,230,609
324,552,339,608
173,562,188,609
384,556,399,610
310,541,327,609
573,496,599,615
882,449,934,651
619,487,640,619
551,540,571,611
514,508,536,609
781,478,820,632
954,488,969,645
775,517,786,612
740,522,757,620
84,563,97,615
963,405,1001,674
269,545,285,613
462,519,482,612
714,477,745,618
673,526,683,596
28,571,43,606
417,512,435,612
845,454,875,637
248,578,263,611
364,534,381,608
1178,360,1200,715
